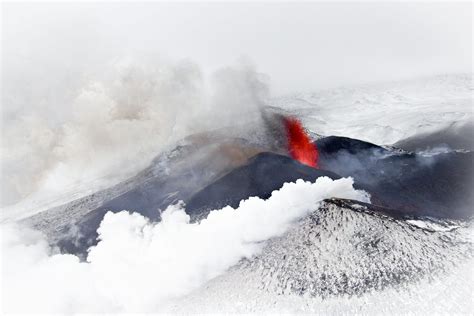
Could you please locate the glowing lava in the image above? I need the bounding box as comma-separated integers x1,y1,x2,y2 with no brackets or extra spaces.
283,117,319,168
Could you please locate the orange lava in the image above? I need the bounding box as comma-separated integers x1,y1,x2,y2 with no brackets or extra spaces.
283,117,319,168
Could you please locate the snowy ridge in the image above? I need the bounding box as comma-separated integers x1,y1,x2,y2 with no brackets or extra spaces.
237,199,472,297
168,198,473,312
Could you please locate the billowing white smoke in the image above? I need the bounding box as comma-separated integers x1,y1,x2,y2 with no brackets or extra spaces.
1,59,269,210
1,177,369,313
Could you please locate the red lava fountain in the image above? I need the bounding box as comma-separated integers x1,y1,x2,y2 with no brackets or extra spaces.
283,117,319,168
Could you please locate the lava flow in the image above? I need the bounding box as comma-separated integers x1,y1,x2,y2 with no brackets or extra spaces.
283,116,319,168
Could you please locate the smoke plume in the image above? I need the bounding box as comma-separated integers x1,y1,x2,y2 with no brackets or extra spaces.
1,59,269,211
1,177,369,313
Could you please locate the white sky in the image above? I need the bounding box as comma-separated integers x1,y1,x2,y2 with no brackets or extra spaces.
2,1,472,95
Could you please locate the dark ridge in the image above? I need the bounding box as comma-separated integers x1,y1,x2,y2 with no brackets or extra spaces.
325,198,411,220
186,152,340,219
315,136,474,220
316,136,386,155
57,152,340,257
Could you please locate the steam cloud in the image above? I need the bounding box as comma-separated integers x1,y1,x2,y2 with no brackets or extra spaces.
1,177,369,313
1,59,269,210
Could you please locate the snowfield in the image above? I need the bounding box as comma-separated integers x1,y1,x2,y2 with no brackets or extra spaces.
271,73,473,146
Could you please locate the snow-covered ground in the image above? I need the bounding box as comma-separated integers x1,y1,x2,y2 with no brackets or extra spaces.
165,200,473,314
167,258,474,314
272,73,473,145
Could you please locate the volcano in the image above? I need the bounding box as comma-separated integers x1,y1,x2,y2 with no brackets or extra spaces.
22,117,474,260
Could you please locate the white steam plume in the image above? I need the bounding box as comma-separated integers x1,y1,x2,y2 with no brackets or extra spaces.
1,177,369,313
1,58,269,211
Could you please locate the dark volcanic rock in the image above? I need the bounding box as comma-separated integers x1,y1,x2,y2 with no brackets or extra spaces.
186,152,340,219
57,152,339,257
317,135,386,155
315,136,474,219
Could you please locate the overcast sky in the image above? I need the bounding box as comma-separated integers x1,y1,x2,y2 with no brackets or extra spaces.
2,2,472,95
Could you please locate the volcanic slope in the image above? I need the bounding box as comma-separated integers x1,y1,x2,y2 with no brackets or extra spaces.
315,136,474,219
166,199,473,314
30,148,338,257
23,134,473,257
